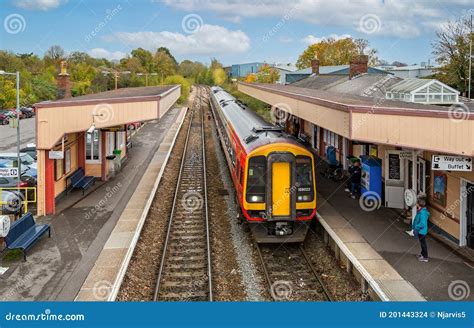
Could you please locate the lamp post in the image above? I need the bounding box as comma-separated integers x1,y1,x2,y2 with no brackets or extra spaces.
136,72,158,86
0,70,21,189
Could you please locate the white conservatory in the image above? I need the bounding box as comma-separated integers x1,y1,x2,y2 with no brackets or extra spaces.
385,78,459,105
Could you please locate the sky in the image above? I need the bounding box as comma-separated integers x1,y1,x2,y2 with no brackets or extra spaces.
1,0,473,67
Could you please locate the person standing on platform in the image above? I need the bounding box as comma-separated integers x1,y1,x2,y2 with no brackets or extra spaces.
413,196,430,262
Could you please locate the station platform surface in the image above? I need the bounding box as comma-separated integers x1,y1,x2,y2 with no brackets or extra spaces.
0,107,183,301
316,165,474,301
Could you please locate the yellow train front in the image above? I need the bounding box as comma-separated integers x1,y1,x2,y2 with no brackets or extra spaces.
210,86,316,243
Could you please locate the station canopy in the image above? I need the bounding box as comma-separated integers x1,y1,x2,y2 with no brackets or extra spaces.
385,78,459,105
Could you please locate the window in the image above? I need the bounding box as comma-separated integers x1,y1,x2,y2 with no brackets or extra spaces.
246,156,266,203
64,148,71,174
296,156,314,202
86,130,100,162
54,158,64,181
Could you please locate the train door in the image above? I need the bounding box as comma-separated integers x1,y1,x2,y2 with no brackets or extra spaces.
267,153,296,219
272,162,291,216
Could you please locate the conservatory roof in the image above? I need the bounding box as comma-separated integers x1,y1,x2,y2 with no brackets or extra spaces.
386,78,459,94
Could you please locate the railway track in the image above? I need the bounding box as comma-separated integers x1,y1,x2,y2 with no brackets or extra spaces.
153,86,213,301
257,243,333,301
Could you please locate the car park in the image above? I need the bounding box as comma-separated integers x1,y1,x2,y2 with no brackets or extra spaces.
20,144,37,160
0,112,9,125
20,107,35,118
0,153,37,170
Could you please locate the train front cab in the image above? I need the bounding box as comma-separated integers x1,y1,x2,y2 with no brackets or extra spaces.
243,143,316,243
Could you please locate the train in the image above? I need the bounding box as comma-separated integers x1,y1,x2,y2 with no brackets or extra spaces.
209,86,316,243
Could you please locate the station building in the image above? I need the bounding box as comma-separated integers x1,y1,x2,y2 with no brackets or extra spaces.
34,67,180,216
238,57,474,249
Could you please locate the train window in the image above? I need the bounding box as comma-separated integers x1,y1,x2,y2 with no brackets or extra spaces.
296,156,314,202
246,156,266,203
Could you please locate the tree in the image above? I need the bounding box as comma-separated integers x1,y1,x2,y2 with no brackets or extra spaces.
432,15,472,95
255,64,280,83
154,49,177,81
212,68,227,85
163,75,191,103
44,45,66,66
296,37,378,69
244,73,257,83
131,48,154,72
156,47,178,68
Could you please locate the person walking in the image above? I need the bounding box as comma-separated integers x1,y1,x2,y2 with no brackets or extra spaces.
413,197,430,262
349,160,361,199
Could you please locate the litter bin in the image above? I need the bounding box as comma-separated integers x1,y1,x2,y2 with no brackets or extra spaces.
113,149,122,172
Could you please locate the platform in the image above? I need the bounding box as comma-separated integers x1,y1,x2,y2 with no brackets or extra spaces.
75,108,187,301
0,107,184,301
316,167,474,301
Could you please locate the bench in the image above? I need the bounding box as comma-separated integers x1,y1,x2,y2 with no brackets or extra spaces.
4,212,51,261
67,168,95,195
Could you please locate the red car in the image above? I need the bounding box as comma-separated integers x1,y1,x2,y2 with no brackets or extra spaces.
0,112,10,125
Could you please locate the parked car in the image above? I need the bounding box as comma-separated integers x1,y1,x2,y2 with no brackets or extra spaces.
20,144,37,160
20,107,35,118
0,109,15,118
0,153,37,170
0,112,9,125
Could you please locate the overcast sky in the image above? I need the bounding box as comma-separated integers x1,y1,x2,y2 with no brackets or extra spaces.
1,0,473,66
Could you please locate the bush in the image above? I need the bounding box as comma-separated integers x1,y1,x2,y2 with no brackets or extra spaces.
163,75,191,104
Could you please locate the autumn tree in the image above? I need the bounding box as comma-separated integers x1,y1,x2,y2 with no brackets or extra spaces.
212,68,227,85
244,73,257,83
296,37,378,69
255,64,280,83
154,49,177,81
432,15,473,96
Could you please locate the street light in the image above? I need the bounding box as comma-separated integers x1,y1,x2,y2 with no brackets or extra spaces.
0,70,21,192
136,72,158,87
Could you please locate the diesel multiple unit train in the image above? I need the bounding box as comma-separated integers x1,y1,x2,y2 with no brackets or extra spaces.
209,86,316,243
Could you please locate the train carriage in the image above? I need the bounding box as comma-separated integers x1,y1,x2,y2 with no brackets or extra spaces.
209,86,316,243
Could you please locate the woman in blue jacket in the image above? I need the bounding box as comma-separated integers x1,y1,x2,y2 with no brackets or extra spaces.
413,197,430,262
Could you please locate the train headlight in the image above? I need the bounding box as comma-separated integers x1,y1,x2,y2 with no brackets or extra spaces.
297,195,312,202
249,195,264,203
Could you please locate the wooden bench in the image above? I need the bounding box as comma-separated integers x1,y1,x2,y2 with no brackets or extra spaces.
4,212,51,261
67,168,95,195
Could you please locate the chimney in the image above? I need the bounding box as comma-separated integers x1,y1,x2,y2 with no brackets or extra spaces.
311,57,320,75
57,60,71,99
349,55,368,79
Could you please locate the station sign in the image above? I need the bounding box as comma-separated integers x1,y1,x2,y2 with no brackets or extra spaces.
399,151,413,160
431,155,472,172
49,150,64,160
0,167,18,178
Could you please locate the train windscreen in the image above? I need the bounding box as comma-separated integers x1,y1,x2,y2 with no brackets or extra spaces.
246,156,266,203
296,156,314,202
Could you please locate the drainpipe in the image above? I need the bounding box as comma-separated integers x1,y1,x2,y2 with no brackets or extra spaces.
411,150,418,223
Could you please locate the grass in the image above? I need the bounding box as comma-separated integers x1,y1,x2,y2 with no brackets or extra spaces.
221,83,272,123
2,249,23,262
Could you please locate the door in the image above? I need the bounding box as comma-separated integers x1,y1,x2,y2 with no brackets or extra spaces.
272,162,291,216
467,183,474,248
384,150,405,209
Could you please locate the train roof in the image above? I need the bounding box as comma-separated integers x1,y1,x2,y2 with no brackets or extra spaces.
210,86,305,153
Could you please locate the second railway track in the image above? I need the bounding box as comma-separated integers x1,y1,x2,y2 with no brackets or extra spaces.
257,243,333,301
153,86,213,301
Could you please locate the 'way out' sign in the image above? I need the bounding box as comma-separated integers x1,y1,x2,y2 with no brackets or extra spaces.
432,155,472,172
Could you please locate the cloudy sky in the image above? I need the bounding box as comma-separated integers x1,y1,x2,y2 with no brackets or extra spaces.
1,0,473,66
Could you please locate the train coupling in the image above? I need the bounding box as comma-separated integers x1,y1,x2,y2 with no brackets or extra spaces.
275,222,293,236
